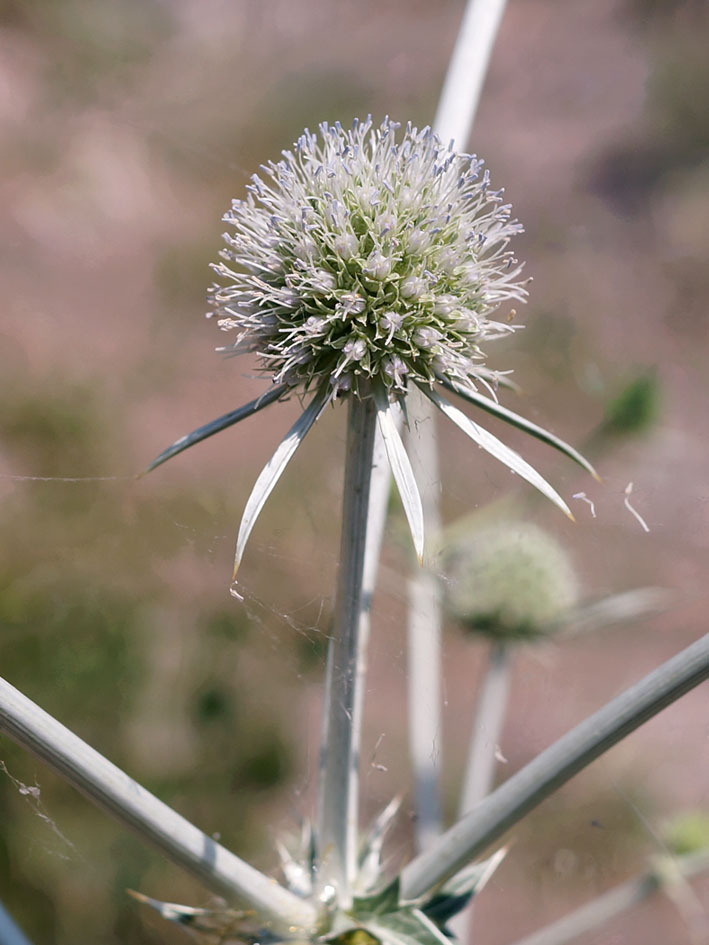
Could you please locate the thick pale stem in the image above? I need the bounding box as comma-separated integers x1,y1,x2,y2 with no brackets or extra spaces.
459,642,512,814
0,677,316,934
348,422,391,858
405,0,511,851
317,395,378,900
400,633,709,901
433,0,509,146
407,567,444,851
0,902,33,945
452,641,511,943
508,849,709,945
406,389,443,850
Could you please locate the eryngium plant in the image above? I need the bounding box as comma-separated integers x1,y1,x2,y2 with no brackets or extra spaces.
149,117,596,573
145,114,599,914
1,102,708,943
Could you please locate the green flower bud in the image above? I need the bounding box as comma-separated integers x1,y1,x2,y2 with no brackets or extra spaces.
443,521,578,641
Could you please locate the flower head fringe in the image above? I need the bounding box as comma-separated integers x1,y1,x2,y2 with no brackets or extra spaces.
209,117,526,401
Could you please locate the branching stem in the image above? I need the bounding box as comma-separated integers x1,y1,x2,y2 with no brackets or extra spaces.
433,0,509,145
0,902,33,945
459,641,512,815
404,0,511,855
0,677,317,934
451,641,512,942
507,849,709,945
400,633,709,901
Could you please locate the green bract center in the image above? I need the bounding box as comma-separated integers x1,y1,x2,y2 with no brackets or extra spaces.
209,117,526,401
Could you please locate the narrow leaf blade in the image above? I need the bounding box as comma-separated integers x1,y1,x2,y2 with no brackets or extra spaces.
233,389,329,576
144,383,288,473
418,849,507,925
368,908,451,945
127,890,241,932
374,391,424,563
422,386,574,520
440,376,599,481
353,878,401,918
359,796,402,874
439,847,507,898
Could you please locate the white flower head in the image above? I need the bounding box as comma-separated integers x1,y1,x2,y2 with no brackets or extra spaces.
148,118,597,575
209,116,526,401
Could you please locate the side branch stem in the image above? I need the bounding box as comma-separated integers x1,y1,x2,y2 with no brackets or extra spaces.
404,0,512,853
459,641,511,815
0,902,33,945
508,849,709,945
0,677,317,933
451,641,511,942
400,633,709,901
317,394,378,899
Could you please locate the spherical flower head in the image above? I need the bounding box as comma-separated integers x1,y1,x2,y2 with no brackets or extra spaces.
443,521,579,641
209,117,526,401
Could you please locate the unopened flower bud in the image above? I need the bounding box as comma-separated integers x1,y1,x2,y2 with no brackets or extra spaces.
443,521,578,641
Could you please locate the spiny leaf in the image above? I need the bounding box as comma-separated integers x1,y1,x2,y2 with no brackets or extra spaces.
421,848,507,924
421,386,574,521
358,796,402,888
233,388,330,577
375,390,424,563
353,878,401,918
566,587,674,638
440,376,599,481
438,846,507,898
144,382,288,473
367,907,452,945
127,890,247,936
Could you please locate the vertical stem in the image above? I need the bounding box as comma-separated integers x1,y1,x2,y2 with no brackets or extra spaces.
405,0,511,852
348,422,391,859
407,568,443,851
433,0,509,145
459,642,512,815
317,394,378,901
406,387,443,850
451,640,511,943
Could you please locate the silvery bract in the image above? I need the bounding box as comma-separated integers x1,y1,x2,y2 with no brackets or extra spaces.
132,803,508,945
147,117,596,570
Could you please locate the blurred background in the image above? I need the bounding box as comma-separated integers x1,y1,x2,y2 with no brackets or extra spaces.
0,0,707,942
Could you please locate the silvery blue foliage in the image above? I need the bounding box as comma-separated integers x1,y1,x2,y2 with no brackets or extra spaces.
131,805,507,945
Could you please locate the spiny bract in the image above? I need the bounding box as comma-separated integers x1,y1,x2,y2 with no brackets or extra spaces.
209,116,526,400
